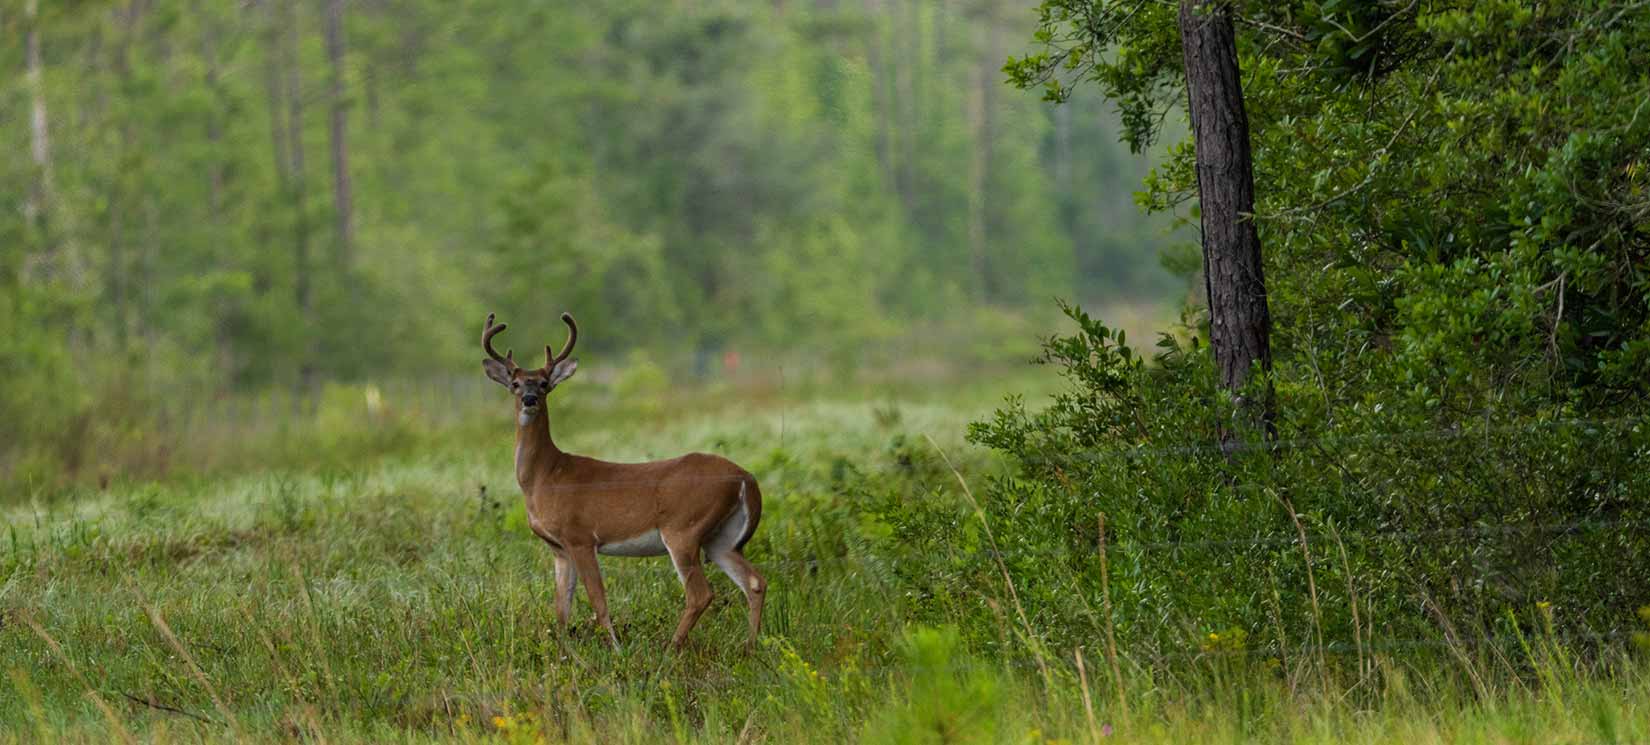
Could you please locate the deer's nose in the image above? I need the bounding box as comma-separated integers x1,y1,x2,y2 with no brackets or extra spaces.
522,394,540,407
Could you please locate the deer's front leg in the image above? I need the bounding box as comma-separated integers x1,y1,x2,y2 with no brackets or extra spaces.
553,552,579,629
567,546,619,649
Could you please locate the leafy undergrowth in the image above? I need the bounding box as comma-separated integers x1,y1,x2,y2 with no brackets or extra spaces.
2,372,1648,743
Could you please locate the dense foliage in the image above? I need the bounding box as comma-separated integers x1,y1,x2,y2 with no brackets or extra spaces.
0,0,1180,483
877,304,1649,665
1006,0,1650,418
887,0,1650,665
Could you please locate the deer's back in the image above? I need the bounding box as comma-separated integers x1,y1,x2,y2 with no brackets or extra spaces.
526,452,756,553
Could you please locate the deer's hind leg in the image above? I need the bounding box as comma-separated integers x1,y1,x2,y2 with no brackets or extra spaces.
709,548,766,649
663,535,714,650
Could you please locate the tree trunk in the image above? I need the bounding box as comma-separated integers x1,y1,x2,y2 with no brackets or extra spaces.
862,0,901,203
324,0,353,272
287,0,310,321
271,0,314,394
1178,0,1275,448
263,1,291,191
257,0,289,301
23,0,69,283
967,0,999,302
892,2,917,214
906,0,924,131
200,1,224,218
25,0,50,220
109,1,143,352
1053,99,1081,287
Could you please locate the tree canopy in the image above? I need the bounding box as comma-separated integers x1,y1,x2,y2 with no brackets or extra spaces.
1009,0,1650,421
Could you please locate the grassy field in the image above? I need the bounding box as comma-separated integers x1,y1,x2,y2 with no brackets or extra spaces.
3,368,1649,743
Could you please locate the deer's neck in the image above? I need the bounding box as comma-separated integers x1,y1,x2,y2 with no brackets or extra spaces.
514,408,563,493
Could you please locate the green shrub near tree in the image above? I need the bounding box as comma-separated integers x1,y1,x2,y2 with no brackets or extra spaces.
894,0,1650,667
874,302,1648,668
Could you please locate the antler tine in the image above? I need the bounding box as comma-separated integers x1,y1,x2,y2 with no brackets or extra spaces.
482,312,516,369
547,312,578,368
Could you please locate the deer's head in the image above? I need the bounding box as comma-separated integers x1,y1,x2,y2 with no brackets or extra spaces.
482,312,579,424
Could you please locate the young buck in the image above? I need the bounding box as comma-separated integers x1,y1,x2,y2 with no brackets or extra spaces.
481,312,766,649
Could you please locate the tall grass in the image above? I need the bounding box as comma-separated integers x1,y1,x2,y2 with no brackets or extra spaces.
3,368,1647,742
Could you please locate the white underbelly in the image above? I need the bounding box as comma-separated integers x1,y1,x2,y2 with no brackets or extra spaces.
597,529,668,557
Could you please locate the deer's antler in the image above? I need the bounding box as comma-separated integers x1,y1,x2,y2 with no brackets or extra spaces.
483,313,517,369
546,312,578,369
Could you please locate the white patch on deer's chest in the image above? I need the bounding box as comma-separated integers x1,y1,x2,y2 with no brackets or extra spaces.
597,529,668,557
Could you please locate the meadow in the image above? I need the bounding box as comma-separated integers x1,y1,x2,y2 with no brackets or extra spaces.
3,361,1648,744
8,0,1650,741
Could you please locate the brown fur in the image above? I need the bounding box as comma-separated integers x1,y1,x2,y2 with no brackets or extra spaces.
483,313,766,650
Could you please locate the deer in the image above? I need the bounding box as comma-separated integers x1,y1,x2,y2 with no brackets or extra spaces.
481,312,766,650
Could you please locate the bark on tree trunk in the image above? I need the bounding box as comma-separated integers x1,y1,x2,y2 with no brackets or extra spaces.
290,0,315,397
200,1,224,218
263,1,291,190
268,0,314,395
893,3,918,217
862,0,904,209
108,1,143,351
286,0,310,324
324,0,353,272
25,0,51,221
1053,99,1082,282
1178,0,1276,449
967,0,999,303
257,0,288,300
24,0,70,283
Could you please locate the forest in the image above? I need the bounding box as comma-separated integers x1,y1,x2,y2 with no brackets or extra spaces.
4,0,1650,743
1,0,1181,484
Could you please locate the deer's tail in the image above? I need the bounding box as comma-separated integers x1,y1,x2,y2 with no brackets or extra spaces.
734,476,763,552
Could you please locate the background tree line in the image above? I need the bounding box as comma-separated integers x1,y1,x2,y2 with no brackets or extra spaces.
1,0,1182,479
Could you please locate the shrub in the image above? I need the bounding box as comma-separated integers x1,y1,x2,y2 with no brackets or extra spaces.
872,302,1650,673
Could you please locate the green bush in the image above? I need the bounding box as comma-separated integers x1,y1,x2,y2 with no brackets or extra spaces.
872,302,1650,671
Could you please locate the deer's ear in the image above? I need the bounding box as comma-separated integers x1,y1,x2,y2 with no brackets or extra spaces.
549,358,578,387
483,359,513,387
